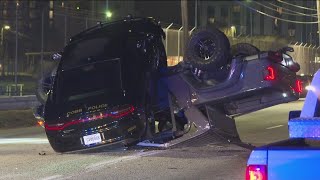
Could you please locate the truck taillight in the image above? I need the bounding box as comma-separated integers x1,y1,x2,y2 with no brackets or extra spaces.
246,165,267,180
295,79,303,93
264,66,275,80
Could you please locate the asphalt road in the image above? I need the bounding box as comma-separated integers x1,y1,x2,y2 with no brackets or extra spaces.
236,99,304,146
0,100,304,180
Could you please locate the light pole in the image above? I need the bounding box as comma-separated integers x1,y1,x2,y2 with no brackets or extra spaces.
1,25,10,45
317,0,320,46
1,25,10,77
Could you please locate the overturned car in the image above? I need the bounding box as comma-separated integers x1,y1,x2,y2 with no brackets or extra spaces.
34,17,301,152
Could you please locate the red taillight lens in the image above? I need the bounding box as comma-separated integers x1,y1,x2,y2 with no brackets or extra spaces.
264,66,275,80
246,165,267,180
294,79,303,93
45,121,80,131
45,105,135,131
37,119,45,128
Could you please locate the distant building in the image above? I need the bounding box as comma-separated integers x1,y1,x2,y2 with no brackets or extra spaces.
0,0,135,58
199,0,318,45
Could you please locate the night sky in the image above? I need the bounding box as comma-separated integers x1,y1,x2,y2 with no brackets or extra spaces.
134,0,196,26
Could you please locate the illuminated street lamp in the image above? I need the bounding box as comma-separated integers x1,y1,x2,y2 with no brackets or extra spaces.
1,25,10,45
105,10,112,19
4,25,10,30
1,25,10,76
231,25,236,38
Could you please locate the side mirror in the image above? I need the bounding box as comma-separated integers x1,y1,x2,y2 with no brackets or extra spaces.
288,110,301,120
52,52,62,61
33,105,45,120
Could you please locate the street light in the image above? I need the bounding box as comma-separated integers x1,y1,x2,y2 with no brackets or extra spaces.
231,25,236,37
105,10,112,18
1,25,10,76
1,25,10,45
4,25,10,30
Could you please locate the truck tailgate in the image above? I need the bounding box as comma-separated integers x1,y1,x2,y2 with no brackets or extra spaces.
268,149,320,180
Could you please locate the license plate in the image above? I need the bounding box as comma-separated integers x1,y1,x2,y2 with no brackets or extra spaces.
83,133,102,145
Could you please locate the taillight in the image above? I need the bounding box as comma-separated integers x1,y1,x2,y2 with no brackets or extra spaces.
268,51,282,62
294,79,303,93
45,121,80,131
246,165,267,180
37,119,45,128
45,105,135,131
264,66,275,80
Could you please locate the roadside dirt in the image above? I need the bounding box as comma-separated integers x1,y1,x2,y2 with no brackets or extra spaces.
0,109,36,129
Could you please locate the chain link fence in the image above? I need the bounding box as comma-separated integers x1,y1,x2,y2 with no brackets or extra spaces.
1,11,319,96
287,43,320,76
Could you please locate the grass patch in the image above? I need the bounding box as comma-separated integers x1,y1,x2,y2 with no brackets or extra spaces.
0,109,36,129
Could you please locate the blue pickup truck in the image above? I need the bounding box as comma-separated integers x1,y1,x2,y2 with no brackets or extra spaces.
246,69,320,180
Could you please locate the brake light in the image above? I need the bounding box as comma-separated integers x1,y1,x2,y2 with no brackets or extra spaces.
45,105,135,131
264,66,275,80
295,79,303,93
45,121,80,131
246,165,267,180
37,119,45,128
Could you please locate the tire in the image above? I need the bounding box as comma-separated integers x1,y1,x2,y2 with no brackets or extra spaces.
231,43,260,57
186,27,231,71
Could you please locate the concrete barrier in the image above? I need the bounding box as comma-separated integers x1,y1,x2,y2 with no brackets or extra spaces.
0,95,40,110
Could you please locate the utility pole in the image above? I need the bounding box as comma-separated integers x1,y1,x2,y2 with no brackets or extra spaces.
317,0,320,46
250,10,253,37
195,0,198,28
91,0,95,26
64,9,67,46
1,27,4,77
181,0,189,58
41,10,44,78
15,2,18,94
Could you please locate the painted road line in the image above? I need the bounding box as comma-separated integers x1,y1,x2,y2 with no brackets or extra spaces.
266,125,284,130
0,138,49,144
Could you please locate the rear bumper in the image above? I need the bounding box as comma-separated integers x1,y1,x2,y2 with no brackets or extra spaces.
46,114,145,152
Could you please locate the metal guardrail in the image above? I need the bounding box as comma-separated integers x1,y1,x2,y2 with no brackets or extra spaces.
0,95,39,110
5,84,24,96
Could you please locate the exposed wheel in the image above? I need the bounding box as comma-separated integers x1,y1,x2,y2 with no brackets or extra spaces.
186,27,231,71
231,43,260,57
